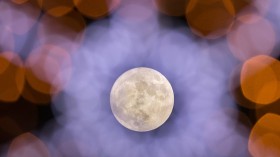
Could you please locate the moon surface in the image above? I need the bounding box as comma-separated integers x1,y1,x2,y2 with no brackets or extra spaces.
110,67,174,132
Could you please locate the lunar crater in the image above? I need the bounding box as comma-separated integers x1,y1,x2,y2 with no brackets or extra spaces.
110,67,174,132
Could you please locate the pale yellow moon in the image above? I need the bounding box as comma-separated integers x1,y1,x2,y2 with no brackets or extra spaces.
110,67,174,132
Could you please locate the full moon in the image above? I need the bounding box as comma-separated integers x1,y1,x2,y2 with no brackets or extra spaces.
110,67,174,132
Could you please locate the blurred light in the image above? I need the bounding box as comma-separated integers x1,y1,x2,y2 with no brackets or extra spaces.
249,113,280,157
229,0,252,14
25,44,72,95
37,0,74,17
240,55,280,105
21,79,52,104
148,29,197,82
73,0,121,19
0,53,11,74
153,0,189,16
0,1,41,35
49,128,87,157
201,109,250,157
227,16,276,61
7,132,51,157
0,0,274,156
0,25,15,52
236,0,271,22
109,0,159,43
255,99,280,120
37,11,85,53
54,4,243,155
11,0,29,5
230,65,260,109
0,52,25,102
112,0,157,31
186,0,235,39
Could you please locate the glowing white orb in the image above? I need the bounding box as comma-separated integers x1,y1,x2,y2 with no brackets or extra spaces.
110,67,174,132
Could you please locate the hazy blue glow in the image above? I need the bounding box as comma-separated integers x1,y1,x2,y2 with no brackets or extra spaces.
3,0,280,156
49,2,249,157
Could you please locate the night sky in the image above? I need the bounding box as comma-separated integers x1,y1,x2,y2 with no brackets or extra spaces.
1,0,280,157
